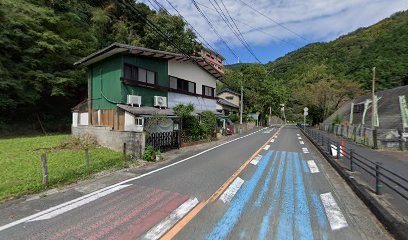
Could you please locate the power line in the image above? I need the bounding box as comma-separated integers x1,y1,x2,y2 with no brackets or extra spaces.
159,0,218,54
207,0,261,62
236,0,309,43
191,0,239,59
195,1,300,49
118,0,195,61
218,0,261,62
148,0,215,55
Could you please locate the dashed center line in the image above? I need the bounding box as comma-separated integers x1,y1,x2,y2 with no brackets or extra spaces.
250,155,263,166
307,160,320,173
264,145,270,150
320,192,348,230
219,177,245,203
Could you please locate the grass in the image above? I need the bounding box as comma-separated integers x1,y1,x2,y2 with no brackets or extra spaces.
0,134,126,202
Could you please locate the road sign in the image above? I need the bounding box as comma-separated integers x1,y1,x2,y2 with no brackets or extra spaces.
304,107,309,116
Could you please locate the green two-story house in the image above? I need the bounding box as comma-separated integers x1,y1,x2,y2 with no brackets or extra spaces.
72,43,224,133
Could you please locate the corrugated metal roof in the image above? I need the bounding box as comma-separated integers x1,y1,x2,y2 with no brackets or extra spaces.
74,43,224,80
218,88,240,96
217,98,239,109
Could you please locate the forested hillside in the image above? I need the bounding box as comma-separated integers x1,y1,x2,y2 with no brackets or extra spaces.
0,0,200,134
224,11,408,124
266,10,408,90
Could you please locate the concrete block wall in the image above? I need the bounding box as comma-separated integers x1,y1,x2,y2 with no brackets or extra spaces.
72,126,145,156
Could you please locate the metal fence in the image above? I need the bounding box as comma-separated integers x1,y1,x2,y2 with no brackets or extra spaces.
320,123,377,148
145,131,180,152
303,126,408,202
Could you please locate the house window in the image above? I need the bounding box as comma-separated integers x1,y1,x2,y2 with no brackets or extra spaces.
169,76,196,94
135,117,144,126
202,85,215,97
123,64,157,85
226,96,233,100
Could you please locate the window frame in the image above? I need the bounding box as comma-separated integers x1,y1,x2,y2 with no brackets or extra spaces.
202,85,215,98
123,63,157,85
168,75,196,94
134,117,144,126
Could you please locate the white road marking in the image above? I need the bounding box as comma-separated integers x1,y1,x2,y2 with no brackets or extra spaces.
299,141,304,145
270,139,275,143
28,185,131,221
302,148,309,153
307,160,320,173
297,134,300,136
320,192,348,230
298,137,302,140
250,155,263,165
263,145,270,150
220,177,245,203
143,198,199,240
0,127,269,232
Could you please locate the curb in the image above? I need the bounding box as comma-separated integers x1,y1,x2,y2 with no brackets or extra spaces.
300,127,408,240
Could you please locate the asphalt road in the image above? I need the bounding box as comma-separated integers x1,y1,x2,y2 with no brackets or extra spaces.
312,128,408,219
0,125,391,239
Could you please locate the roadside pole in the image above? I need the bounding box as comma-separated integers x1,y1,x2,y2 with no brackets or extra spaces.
304,107,308,130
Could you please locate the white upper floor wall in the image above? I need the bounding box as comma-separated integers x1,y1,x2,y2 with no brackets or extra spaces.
168,59,216,94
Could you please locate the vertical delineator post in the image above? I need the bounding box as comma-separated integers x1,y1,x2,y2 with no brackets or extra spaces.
41,154,48,186
85,148,90,172
349,149,354,172
375,162,383,195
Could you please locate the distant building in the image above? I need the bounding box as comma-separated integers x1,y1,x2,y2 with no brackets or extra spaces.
216,88,240,115
198,47,225,73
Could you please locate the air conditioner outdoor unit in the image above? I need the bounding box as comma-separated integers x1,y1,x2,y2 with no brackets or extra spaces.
127,95,141,107
154,96,167,108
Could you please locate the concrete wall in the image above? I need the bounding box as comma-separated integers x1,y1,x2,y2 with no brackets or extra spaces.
124,112,143,132
232,122,256,133
72,126,145,155
168,92,217,112
168,60,216,94
79,113,89,126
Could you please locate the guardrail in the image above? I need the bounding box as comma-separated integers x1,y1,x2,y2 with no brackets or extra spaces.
300,125,408,202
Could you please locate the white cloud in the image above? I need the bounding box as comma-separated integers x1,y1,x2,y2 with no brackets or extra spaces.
141,0,408,54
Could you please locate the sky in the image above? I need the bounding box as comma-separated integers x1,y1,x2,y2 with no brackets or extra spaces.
141,0,408,64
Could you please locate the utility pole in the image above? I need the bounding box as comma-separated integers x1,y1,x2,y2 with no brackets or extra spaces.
238,57,243,134
372,67,376,128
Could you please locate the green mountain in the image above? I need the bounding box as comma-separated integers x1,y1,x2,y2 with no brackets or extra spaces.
266,10,408,91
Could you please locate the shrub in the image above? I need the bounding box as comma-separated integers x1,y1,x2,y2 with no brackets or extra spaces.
332,114,342,125
229,114,239,123
200,111,216,138
143,145,159,162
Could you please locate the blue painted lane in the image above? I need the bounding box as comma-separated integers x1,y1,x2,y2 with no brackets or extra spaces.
294,153,314,240
302,159,309,173
299,153,329,240
257,151,286,240
277,152,295,240
207,150,274,240
254,151,280,208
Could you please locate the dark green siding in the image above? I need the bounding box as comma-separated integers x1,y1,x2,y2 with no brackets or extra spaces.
89,54,169,110
121,55,168,107
91,55,123,110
